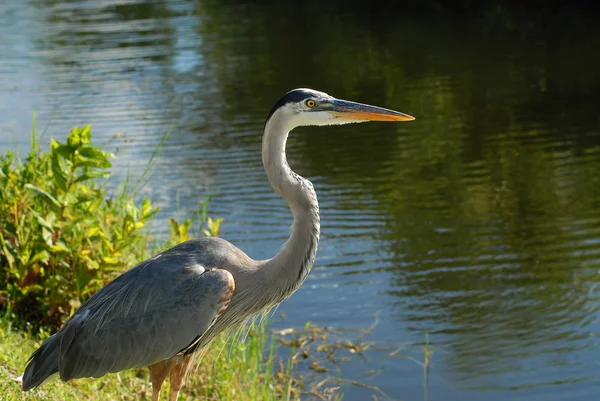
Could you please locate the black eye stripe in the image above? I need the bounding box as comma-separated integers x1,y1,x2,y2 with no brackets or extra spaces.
266,89,325,123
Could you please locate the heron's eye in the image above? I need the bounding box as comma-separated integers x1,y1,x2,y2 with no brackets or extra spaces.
305,99,316,108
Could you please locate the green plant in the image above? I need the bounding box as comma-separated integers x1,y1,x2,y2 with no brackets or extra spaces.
0,317,307,401
0,124,352,401
165,195,224,247
0,126,157,330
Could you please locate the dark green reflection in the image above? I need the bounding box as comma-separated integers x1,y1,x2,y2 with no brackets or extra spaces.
13,0,600,393
193,0,600,388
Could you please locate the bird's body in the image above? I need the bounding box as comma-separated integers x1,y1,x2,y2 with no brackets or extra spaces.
22,88,414,400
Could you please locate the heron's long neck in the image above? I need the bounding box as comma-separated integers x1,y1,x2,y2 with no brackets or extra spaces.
197,115,320,345
260,115,320,298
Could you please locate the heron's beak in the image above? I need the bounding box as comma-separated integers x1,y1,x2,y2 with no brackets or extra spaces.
330,99,415,122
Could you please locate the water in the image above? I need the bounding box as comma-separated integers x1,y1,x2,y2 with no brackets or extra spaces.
2,1,600,400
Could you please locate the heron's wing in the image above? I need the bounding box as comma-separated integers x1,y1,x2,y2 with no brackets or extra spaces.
57,265,234,381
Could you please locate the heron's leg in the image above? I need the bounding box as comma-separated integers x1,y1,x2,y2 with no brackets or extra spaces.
149,360,172,401
169,354,193,401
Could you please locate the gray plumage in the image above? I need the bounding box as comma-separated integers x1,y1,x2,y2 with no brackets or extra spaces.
22,88,414,399
23,239,236,388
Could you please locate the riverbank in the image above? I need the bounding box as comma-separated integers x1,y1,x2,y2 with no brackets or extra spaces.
0,318,304,401
0,125,306,401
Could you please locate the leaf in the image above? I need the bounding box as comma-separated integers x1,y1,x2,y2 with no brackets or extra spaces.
102,237,115,252
83,256,100,270
28,251,50,266
17,248,33,267
141,199,152,217
74,146,114,169
86,226,101,238
20,284,44,295
103,265,125,273
204,217,224,238
74,190,98,205
1,151,14,176
182,218,193,231
49,138,61,151
67,126,82,148
31,210,54,231
52,144,75,159
0,232,15,269
74,170,110,183
178,218,192,241
79,125,91,145
42,228,53,247
25,184,62,210
88,197,103,214
50,243,70,253
125,200,138,220
61,191,78,206
102,256,119,264
169,218,179,236
51,152,68,191
179,226,189,241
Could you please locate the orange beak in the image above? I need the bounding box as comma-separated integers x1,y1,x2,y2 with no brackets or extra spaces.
329,99,415,122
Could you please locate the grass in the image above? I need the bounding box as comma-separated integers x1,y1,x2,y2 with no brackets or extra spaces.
0,317,302,401
0,311,413,401
0,314,370,401
0,318,144,401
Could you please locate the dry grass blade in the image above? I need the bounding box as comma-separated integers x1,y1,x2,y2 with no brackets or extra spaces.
311,376,399,401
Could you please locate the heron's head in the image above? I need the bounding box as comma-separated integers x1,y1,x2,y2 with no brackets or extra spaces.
266,88,415,129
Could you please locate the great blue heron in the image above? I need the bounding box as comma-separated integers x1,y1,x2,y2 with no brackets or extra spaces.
22,88,414,400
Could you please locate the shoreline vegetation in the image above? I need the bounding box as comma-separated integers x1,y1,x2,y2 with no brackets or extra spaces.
0,124,428,400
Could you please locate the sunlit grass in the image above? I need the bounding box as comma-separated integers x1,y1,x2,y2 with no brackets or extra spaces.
0,318,302,401
0,318,144,401
1,313,418,401
185,319,298,401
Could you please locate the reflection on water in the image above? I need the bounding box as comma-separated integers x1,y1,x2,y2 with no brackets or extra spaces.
1,1,600,400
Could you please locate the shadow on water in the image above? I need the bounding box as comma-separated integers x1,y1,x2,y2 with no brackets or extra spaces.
1,0,600,400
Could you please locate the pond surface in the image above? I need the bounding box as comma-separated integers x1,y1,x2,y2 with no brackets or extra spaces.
2,1,600,400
